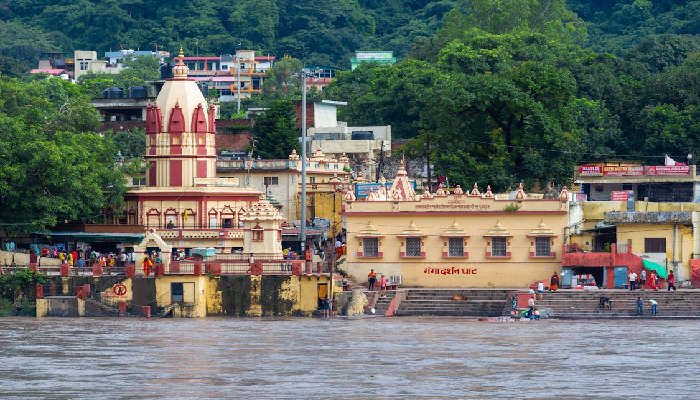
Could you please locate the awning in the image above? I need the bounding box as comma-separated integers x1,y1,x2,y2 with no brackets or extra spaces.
642,259,668,279
35,231,145,243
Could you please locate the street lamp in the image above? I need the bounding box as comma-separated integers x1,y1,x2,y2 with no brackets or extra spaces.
300,68,311,256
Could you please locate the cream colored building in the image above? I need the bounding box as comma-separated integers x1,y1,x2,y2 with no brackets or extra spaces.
74,50,121,81
124,50,281,260
343,162,569,288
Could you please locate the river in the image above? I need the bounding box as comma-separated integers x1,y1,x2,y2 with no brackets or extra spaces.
1,317,698,399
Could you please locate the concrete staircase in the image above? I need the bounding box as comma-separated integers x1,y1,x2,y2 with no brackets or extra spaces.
395,289,516,317
374,291,397,315
535,289,700,318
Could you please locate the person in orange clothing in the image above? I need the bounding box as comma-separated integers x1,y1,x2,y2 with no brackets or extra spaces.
143,254,153,276
367,269,377,291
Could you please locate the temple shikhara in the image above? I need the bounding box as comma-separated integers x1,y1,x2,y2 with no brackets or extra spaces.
343,159,570,287
125,49,282,266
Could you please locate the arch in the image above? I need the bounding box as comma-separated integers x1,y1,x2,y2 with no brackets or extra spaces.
146,208,161,228
182,208,197,228
164,208,179,228
208,208,218,228
221,205,235,228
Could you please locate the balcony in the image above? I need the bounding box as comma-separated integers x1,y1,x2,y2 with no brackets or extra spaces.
155,228,244,240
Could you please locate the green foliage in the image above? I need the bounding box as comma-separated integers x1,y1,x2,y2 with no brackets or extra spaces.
262,57,304,100
250,100,300,159
0,269,47,301
111,129,147,159
0,78,129,234
504,203,521,212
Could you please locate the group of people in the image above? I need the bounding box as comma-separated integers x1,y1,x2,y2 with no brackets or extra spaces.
56,249,132,270
367,269,387,292
636,297,659,315
629,269,676,291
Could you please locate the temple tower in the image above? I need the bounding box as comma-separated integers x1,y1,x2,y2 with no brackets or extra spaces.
145,48,217,187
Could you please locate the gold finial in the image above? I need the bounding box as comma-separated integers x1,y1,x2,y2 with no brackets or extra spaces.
178,47,184,61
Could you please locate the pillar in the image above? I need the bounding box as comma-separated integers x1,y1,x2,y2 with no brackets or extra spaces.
246,275,262,317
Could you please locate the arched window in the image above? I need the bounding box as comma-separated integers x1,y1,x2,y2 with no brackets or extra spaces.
208,208,218,228
164,208,178,229
146,208,161,228
220,206,235,229
182,208,196,228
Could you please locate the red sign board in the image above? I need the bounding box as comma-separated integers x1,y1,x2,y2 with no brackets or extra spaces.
611,190,632,201
602,165,644,176
578,165,603,176
645,165,690,175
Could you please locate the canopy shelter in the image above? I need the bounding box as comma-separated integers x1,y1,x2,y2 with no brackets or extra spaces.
642,259,668,279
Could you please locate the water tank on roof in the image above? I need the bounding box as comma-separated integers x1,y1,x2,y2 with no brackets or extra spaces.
160,62,173,79
351,131,374,140
102,87,124,99
128,86,148,98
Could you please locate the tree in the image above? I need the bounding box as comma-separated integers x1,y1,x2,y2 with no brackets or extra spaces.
262,56,304,100
0,77,129,234
250,100,300,159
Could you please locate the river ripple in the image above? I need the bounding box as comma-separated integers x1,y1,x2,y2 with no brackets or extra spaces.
1,317,698,399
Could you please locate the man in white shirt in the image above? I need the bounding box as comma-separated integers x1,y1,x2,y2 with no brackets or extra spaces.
628,271,637,291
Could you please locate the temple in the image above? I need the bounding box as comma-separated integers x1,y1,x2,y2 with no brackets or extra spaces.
124,49,282,268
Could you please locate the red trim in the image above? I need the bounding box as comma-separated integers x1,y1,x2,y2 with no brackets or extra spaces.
168,103,185,133
145,155,217,159
345,211,567,216
208,104,217,133
126,194,260,201
529,251,557,259
169,160,182,186
485,253,512,259
442,251,469,259
148,161,157,187
526,234,557,238
400,251,426,259
197,160,208,178
191,103,208,133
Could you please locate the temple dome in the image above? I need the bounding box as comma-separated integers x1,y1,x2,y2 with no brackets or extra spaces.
155,49,208,132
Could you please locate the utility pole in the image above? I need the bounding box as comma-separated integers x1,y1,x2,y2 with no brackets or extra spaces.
300,69,308,256
236,53,241,114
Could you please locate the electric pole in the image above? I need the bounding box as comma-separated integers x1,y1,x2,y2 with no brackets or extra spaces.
301,69,307,255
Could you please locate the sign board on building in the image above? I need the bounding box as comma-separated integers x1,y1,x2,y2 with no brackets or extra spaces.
602,165,644,176
645,165,690,175
356,51,393,60
611,190,633,201
578,165,603,176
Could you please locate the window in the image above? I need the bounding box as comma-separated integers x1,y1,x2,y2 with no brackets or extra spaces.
491,237,507,257
253,229,264,241
363,238,378,257
132,177,145,186
222,219,233,228
535,237,551,257
264,176,279,186
171,283,183,303
406,238,421,257
644,238,666,253
448,238,464,257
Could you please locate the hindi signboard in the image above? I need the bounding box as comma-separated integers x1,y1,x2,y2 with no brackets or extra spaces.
611,190,633,201
602,165,644,176
578,165,603,176
645,165,690,176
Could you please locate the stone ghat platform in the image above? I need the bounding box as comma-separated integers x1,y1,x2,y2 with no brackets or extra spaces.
375,288,700,318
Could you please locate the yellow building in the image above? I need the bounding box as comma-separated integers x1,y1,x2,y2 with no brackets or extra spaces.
217,148,351,232
343,161,569,288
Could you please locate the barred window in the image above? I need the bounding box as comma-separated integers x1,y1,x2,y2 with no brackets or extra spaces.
491,237,507,257
448,238,464,257
363,238,378,257
406,238,422,257
535,237,551,256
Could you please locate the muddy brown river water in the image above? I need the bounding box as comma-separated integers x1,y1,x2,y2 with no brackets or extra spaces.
1,317,698,399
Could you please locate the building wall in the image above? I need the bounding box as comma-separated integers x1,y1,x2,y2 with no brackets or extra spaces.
154,275,209,317
616,224,694,280
345,197,568,288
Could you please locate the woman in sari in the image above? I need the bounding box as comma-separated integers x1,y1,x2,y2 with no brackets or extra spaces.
550,272,559,291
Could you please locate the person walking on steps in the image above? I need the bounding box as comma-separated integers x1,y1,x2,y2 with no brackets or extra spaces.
649,299,658,315
367,269,377,291
636,296,644,315
640,269,646,290
667,271,676,291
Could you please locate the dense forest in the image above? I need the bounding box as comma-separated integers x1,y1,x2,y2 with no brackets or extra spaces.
0,0,698,190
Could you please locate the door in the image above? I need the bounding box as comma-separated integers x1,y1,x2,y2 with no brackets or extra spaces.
560,269,572,288
614,267,628,289
171,282,183,303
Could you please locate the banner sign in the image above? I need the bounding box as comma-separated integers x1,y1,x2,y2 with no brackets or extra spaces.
602,165,644,176
645,165,690,175
611,190,633,201
578,165,603,176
